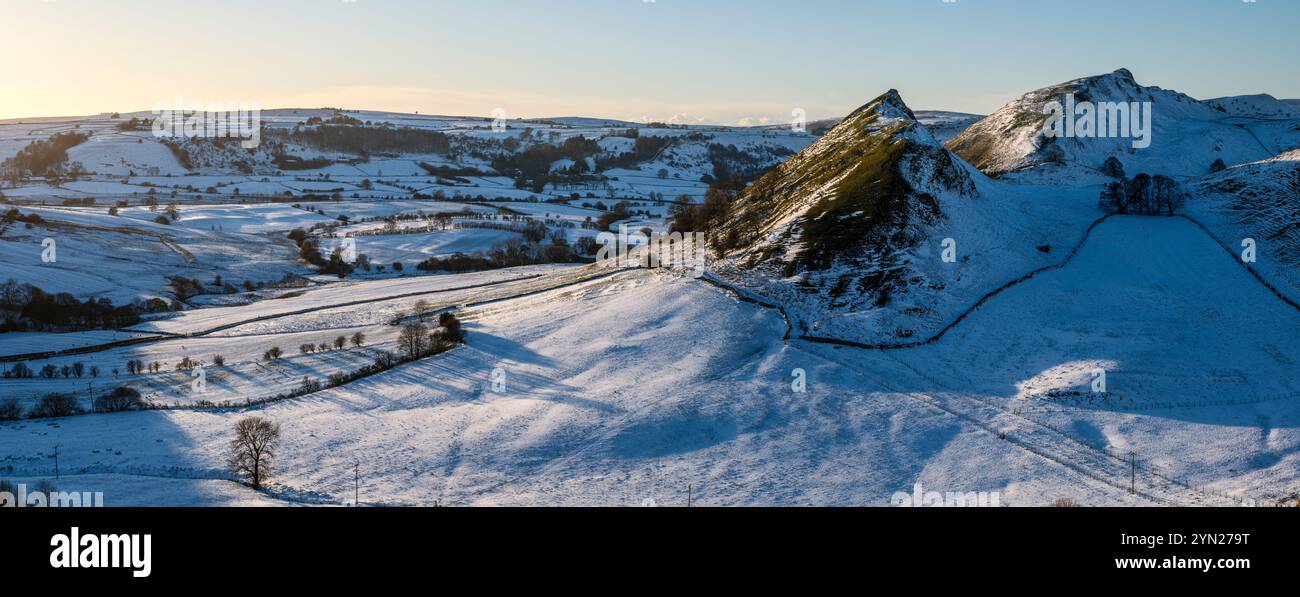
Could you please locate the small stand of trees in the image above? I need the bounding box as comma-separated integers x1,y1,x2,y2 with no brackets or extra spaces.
0,385,144,420
397,313,463,360
1,278,143,332
415,222,590,274
669,176,745,256
0,398,22,421
94,386,144,413
278,123,451,155
1099,173,1186,215
287,227,355,277
1097,158,1186,216
27,393,84,418
0,131,91,185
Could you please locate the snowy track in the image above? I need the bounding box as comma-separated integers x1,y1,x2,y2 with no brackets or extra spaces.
814,347,1237,506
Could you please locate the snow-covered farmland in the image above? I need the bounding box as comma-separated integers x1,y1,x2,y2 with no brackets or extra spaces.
2,85,1299,508
5,214,1300,506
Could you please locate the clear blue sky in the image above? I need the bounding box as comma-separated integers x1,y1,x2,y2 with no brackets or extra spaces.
4,0,1297,123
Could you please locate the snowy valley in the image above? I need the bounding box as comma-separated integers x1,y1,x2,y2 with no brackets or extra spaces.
2,69,1300,507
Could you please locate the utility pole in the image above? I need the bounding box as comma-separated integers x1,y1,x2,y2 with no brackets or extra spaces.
1130,452,1135,495
687,484,692,508
52,445,60,480
354,463,359,507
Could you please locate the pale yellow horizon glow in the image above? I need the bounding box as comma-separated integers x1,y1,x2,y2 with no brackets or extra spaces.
4,0,1294,125
0,0,914,126
0,82,839,126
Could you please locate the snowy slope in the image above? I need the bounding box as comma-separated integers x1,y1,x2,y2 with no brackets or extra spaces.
913,110,983,144
880,216,1300,504
5,245,1298,506
0,270,1171,506
712,90,1101,343
1204,94,1299,119
948,69,1300,182
1187,149,1300,297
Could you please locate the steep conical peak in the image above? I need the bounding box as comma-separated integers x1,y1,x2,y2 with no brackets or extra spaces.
846,89,916,122
847,89,920,120
830,89,938,150
712,86,977,287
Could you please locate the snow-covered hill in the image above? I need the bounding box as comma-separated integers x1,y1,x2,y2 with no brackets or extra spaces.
711,90,1099,343
913,110,984,144
947,69,1300,182
716,90,975,276
1204,94,1299,119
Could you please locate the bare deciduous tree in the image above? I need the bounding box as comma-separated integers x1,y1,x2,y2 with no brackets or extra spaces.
94,386,142,413
228,416,282,490
398,322,429,358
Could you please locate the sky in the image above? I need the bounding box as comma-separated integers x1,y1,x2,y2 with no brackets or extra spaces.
2,0,1298,124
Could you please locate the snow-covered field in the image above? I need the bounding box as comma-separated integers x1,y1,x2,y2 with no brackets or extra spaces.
3,84,1299,507
5,220,1300,506
0,268,1147,506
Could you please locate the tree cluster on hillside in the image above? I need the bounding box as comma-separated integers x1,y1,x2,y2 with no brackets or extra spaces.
594,135,676,171
1099,171,1187,215
116,118,151,132
27,393,83,418
2,359,101,381
287,227,355,277
279,124,452,155
707,142,792,182
0,384,141,419
417,162,491,179
2,208,44,226
491,136,602,191
303,113,363,127
1,131,90,184
0,279,142,332
1100,156,1126,179
595,201,634,231
94,386,144,413
397,312,464,360
668,176,746,255
0,398,22,421
271,153,334,171
415,228,588,274
159,139,194,170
